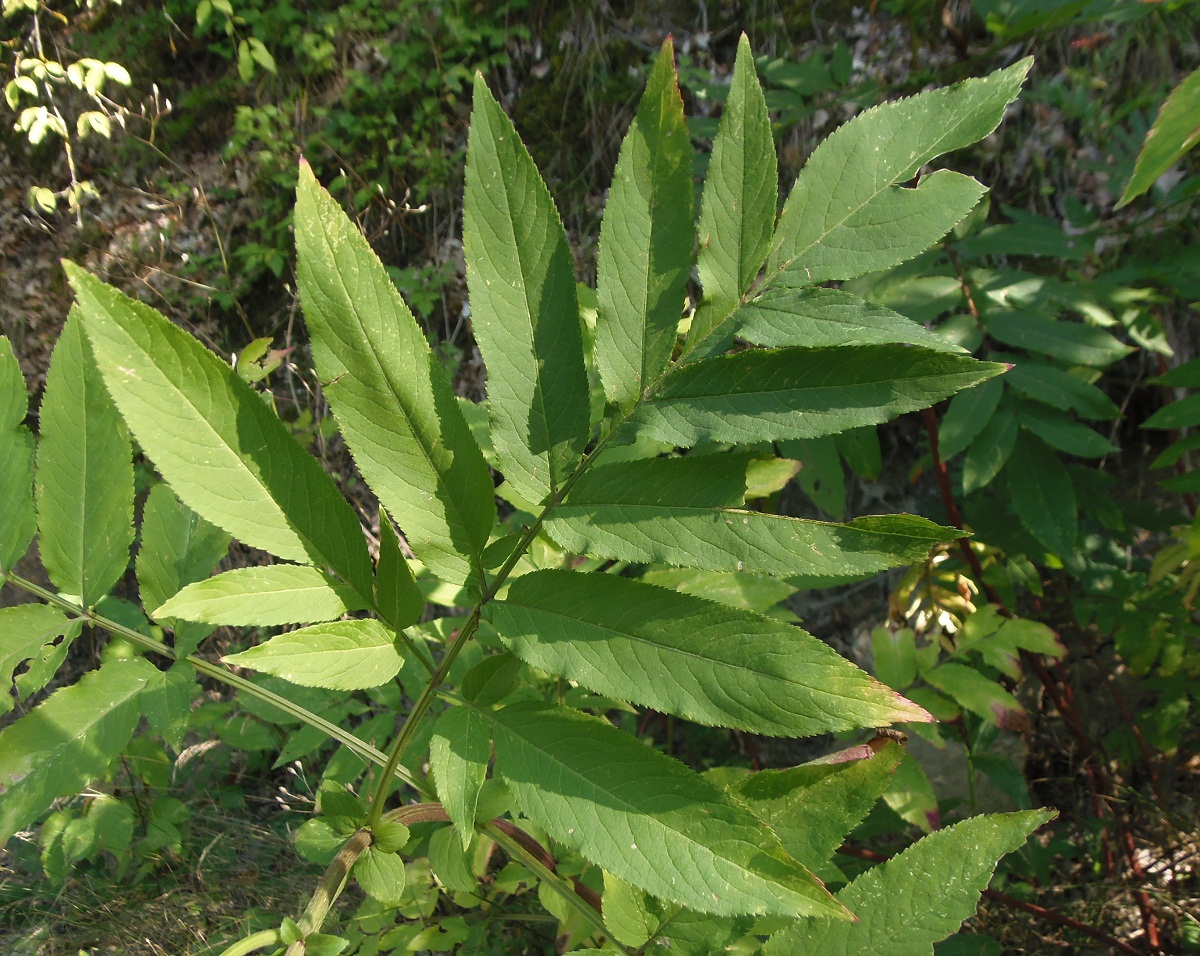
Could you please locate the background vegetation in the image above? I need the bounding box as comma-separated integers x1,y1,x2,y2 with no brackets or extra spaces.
1,0,1198,952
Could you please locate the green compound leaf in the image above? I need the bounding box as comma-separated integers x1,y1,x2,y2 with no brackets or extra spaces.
489,570,929,735
1002,356,1118,420
464,74,590,504
764,809,1054,955
770,60,1031,283
732,739,905,869
1006,432,1077,557
35,310,134,607
595,37,693,407
547,483,959,580
1015,401,1116,458
734,282,962,353
295,166,495,596
631,346,1006,446
689,33,776,353
0,604,82,716
488,701,851,919
0,336,36,572
1118,66,1200,208
939,378,1004,460
569,453,752,510
962,401,1017,496
0,656,155,845
64,263,374,602
155,565,368,625
430,705,491,850
135,484,230,659
223,619,402,691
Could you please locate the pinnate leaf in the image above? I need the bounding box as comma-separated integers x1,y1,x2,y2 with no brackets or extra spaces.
0,657,155,845
223,620,402,690
770,60,1031,283
631,346,1007,446
0,604,81,715
489,570,929,735
596,37,693,406
764,810,1053,955
64,263,374,601
464,74,590,503
155,565,367,625
1118,66,1200,208
295,166,494,595
375,509,423,629
35,310,134,606
1006,432,1077,556
488,701,851,919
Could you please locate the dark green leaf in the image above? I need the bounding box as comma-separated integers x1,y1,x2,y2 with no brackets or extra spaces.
1118,66,1200,208
962,403,1017,495
375,508,423,630
984,310,1131,367
1006,433,1077,556
939,378,1003,460
0,336,35,571
1016,401,1116,457
1003,357,1118,420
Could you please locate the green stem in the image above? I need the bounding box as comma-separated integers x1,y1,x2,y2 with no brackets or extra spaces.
297,828,373,936
3,572,431,798
215,928,283,956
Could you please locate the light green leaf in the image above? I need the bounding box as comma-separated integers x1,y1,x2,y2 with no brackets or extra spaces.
0,336,36,571
770,61,1031,283
135,484,230,658
0,657,155,845
872,626,917,690
488,701,851,919
490,571,929,735
155,565,368,625
35,310,134,606
295,166,494,595
732,740,905,869
1006,432,1076,556
640,567,796,614
596,37,693,407
375,508,423,630
924,662,1024,729
689,33,775,352
1118,67,1200,208
0,605,81,715
354,845,407,906
735,283,962,353
464,74,590,503
631,346,1007,446
1015,401,1115,458
430,706,490,850
223,620,402,690
65,263,374,601
547,493,959,580
142,665,194,751
984,310,1132,367
764,810,1053,955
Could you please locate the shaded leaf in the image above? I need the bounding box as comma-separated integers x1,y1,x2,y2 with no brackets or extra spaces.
962,403,1017,495
1006,432,1076,556
1015,401,1115,458
375,508,423,629
984,310,1131,367
490,570,929,735
1003,357,1117,420
1118,67,1200,208
0,336,36,571
924,662,1024,729
295,166,494,595
0,605,81,715
939,378,1003,461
